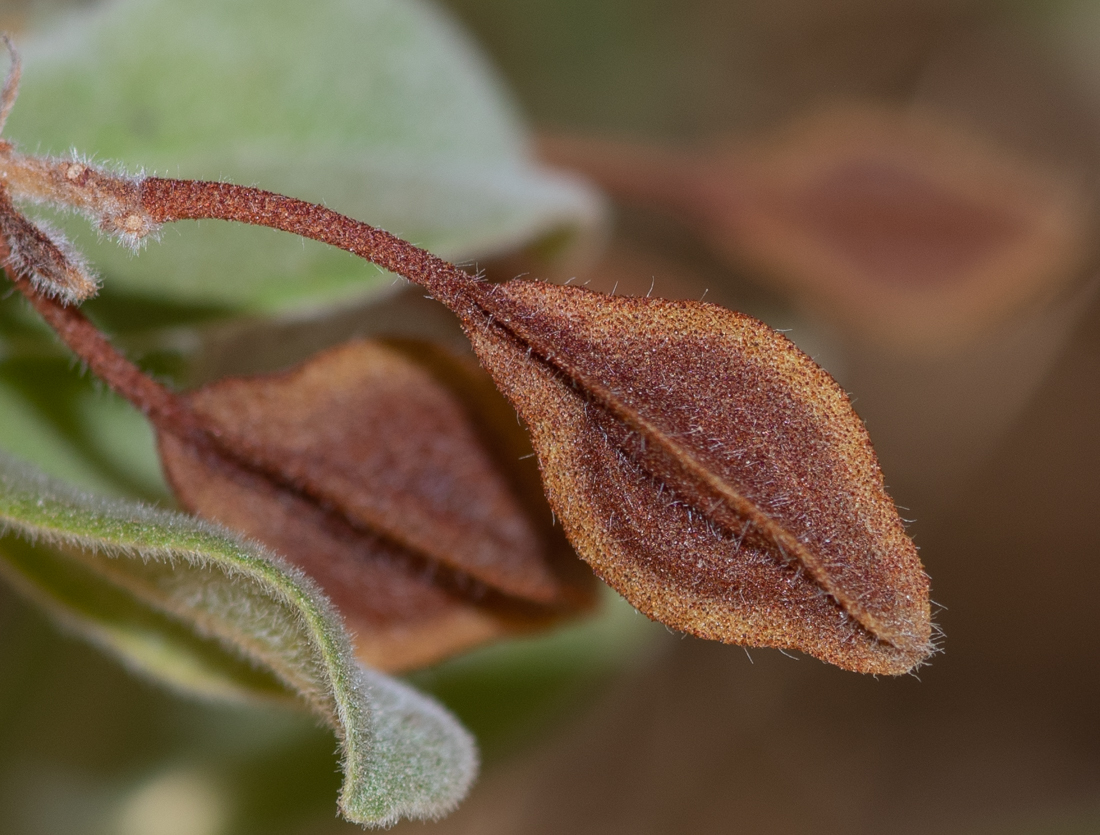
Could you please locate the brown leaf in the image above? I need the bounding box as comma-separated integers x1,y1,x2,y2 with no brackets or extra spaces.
157,338,596,672
456,279,932,675
541,107,1093,354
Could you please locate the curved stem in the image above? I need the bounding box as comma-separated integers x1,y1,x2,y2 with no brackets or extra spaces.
139,178,482,311
7,270,210,449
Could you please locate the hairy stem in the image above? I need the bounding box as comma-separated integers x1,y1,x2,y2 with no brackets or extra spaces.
4,255,306,496
5,266,210,448
139,178,481,309
134,178,575,386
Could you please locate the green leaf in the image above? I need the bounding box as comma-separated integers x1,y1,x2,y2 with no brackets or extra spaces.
0,450,477,826
7,0,603,312
0,355,169,501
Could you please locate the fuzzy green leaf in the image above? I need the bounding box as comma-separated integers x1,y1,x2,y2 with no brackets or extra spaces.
0,450,477,826
7,0,602,312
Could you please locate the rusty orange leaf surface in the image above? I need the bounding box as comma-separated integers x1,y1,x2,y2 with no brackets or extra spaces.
455,280,933,674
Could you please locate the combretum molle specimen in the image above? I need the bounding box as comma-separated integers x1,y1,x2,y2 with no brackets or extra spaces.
0,40,934,675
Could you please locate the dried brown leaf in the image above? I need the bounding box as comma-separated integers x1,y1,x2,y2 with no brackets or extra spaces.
455,280,932,674
541,107,1092,354
158,338,595,672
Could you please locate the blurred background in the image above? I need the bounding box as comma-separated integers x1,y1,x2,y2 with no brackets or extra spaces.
4,0,1100,833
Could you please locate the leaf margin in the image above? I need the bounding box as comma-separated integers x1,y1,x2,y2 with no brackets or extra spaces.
0,448,478,826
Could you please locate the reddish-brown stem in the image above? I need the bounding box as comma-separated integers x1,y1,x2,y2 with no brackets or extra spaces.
1,246,289,479
140,178,482,311
3,177,488,418
8,270,305,492
4,268,215,453
2,176,518,509
135,178,570,378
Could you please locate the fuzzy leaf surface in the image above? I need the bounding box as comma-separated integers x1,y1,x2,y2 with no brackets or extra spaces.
157,338,595,672
455,280,933,674
0,450,477,826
